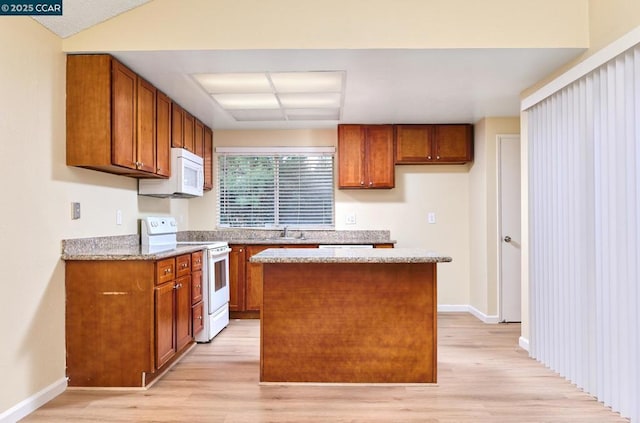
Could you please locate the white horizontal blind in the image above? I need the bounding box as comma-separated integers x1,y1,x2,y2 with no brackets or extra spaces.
217,151,334,228
528,43,640,422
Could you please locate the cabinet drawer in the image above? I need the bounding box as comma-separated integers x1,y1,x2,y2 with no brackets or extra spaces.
191,251,203,271
176,254,191,277
192,302,204,336
156,258,175,285
192,270,203,304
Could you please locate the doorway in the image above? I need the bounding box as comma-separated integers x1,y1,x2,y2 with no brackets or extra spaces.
498,134,521,322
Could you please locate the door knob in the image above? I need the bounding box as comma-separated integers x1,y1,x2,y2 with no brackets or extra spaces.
504,236,512,243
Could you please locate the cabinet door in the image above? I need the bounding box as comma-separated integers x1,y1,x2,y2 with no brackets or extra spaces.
365,125,394,188
183,112,195,153
203,126,213,191
395,125,434,164
136,78,157,174
155,281,176,369
194,119,204,158
433,124,473,163
175,275,192,351
171,103,184,148
337,124,366,188
192,301,204,336
245,245,280,311
229,245,246,312
191,270,203,304
111,60,137,170
155,91,171,177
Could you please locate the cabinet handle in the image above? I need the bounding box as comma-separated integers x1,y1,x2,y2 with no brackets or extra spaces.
164,268,171,274
239,248,243,252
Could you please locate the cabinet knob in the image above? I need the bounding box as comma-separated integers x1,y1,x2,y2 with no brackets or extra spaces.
368,181,373,186
360,181,365,185
427,156,432,160
436,156,440,160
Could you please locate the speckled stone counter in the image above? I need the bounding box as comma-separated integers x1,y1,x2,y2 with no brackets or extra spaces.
61,235,208,260
250,247,452,264
61,230,396,260
258,247,449,384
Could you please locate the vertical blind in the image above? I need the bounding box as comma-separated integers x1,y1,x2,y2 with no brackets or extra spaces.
217,149,334,228
527,44,640,421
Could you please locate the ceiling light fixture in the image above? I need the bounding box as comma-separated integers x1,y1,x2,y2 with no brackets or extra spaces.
192,71,345,122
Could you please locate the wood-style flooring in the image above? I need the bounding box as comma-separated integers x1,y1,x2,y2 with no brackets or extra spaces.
23,313,628,422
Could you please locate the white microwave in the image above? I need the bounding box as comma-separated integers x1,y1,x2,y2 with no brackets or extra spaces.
138,148,204,198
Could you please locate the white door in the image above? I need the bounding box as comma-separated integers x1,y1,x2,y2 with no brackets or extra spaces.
498,135,521,322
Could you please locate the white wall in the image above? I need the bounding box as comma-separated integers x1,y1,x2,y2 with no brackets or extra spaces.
0,18,188,419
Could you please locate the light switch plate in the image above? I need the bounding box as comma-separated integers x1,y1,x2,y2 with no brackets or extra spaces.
428,212,436,224
345,213,356,225
71,202,81,220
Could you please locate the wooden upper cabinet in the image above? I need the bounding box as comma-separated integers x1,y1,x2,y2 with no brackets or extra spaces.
66,54,164,177
183,112,195,153
135,78,157,174
395,124,473,164
171,102,184,149
155,91,171,177
203,126,213,191
434,124,473,163
194,119,204,158
338,124,394,189
111,60,137,171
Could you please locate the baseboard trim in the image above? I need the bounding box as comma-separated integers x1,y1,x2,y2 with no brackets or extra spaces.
438,304,499,324
437,304,469,313
519,336,530,352
0,377,67,423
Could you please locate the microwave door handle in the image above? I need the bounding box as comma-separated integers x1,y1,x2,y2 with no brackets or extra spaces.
198,168,204,189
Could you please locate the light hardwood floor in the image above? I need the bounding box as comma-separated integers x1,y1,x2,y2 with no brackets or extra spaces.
24,313,628,422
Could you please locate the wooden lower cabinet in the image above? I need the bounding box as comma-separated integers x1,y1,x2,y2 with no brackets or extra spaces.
65,253,196,388
229,245,246,312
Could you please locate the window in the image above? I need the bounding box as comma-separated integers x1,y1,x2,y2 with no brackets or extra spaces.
216,147,335,228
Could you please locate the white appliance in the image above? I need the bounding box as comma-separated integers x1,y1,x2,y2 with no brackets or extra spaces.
140,216,178,253
138,148,204,198
177,241,231,342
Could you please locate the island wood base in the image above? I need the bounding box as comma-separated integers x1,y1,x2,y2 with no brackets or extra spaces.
260,262,437,383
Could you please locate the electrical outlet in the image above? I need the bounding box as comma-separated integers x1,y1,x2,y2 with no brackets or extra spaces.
116,210,122,225
345,213,357,225
428,212,436,224
71,202,81,220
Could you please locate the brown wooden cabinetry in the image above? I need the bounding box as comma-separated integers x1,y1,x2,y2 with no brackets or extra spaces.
191,251,204,336
171,102,185,149
229,245,246,313
155,91,172,177
395,124,473,164
183,112,195,153
203,126,214,191
194,119,205,157
66,54,167,178
338,124,394,189
65,253,197,388
245,245,280,312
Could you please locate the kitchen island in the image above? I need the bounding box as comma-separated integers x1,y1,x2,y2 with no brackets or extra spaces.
250,248,452,384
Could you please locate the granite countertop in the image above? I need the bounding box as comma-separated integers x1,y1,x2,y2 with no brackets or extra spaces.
61,230,396,261
250,247,452,264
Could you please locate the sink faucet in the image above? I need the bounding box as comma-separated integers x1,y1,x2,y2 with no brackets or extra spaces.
282,226,289,238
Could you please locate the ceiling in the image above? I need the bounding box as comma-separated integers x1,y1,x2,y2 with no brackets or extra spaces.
33,0,585,130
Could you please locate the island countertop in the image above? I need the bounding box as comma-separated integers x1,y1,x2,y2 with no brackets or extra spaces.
250,247,452,264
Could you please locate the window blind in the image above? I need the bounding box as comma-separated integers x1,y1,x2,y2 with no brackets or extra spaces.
217,151,334,228
527,43,640,422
